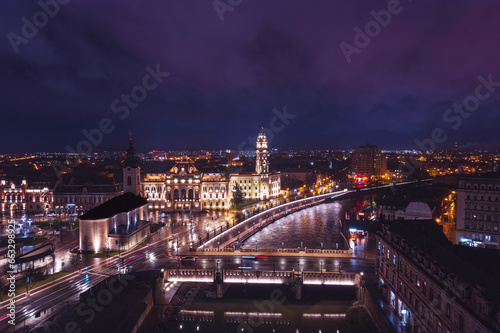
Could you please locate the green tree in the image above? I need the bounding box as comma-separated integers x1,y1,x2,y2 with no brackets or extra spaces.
232,185,244,206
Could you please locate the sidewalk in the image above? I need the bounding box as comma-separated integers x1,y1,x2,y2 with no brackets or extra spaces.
367,285,408,333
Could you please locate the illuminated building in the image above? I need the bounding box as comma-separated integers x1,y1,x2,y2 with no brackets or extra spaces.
201,172,230,210
53,184,122,215
79,192,150,253
351,144,387,181
230,131,281,202
377,220,500,333
163,157,202,211
0,178,53,213
123,130,281,212
455,176,500,249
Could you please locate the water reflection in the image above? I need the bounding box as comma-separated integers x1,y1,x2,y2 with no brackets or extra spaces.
242,200,349,250
168,284,354,333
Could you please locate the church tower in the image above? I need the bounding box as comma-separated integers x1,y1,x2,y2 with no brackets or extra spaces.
255,130,269,175
123,134,141,195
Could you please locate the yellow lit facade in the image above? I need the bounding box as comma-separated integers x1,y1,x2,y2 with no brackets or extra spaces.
124,131,281,212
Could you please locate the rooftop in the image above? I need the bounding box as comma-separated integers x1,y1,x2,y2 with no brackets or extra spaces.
383,220,500,302
79,192,148,220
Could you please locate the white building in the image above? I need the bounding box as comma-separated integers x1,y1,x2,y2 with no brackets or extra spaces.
78,192,150,253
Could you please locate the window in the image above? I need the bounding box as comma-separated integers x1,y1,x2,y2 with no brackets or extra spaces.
458,314,464,332
127,176,131,186
437,293,442,309
393,254,396,265
429,287,434,301
446,303,451,317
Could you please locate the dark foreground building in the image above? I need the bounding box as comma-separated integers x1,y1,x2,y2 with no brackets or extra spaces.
376,220,500,333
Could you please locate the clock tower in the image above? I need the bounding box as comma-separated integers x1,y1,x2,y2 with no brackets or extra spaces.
255,130,269,175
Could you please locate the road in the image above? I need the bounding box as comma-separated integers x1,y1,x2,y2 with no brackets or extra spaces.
0,208,376,332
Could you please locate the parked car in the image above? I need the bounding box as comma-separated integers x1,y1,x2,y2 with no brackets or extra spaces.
180,256,196,264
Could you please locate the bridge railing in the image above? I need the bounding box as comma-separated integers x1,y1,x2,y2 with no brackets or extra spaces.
196,247,352,255
302,271,360,286
166,269,361,286
167,269,214,282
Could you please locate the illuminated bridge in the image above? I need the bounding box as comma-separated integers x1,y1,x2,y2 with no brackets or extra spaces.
165,269,361,299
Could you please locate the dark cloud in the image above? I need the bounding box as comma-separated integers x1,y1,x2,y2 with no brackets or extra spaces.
1,0,499,153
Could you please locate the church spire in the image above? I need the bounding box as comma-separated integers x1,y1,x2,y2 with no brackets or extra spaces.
124,133,139,168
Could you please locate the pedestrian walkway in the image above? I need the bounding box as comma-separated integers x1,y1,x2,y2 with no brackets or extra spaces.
367,285,408,333
89,265,118,277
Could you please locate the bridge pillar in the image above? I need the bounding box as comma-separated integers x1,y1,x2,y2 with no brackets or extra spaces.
293,271,303,300
215,271,223,298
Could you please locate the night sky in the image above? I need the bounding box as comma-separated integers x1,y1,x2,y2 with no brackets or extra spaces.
1,0,500,153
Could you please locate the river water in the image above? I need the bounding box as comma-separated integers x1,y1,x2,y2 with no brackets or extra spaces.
242,199,349,250
168,284,355,333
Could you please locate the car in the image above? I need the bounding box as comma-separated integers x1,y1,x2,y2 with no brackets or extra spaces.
180,256,196,263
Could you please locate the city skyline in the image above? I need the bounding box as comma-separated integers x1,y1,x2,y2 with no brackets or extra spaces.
2,1,500,153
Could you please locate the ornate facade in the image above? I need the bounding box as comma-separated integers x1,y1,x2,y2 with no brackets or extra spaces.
123,130,281,212
0,178,53,213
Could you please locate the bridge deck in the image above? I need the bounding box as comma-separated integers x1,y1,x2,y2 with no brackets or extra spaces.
166,269,360,286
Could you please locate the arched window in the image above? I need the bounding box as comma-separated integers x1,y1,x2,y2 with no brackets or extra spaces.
174,189,179,200
127,176,132,186
188,189,194,200
36,195,40,202
29,195,32,201
181,189,186,200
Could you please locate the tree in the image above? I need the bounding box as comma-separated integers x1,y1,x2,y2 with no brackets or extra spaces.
232,185,244,207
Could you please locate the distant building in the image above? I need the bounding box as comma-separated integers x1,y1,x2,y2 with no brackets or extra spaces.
78,192,150,253
53,184,122,215
351,144,387,180
378,200,434,221
0,178,53,213
124,130,281,212
456,176,500,249
377,220,500,333
281,168,314,185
